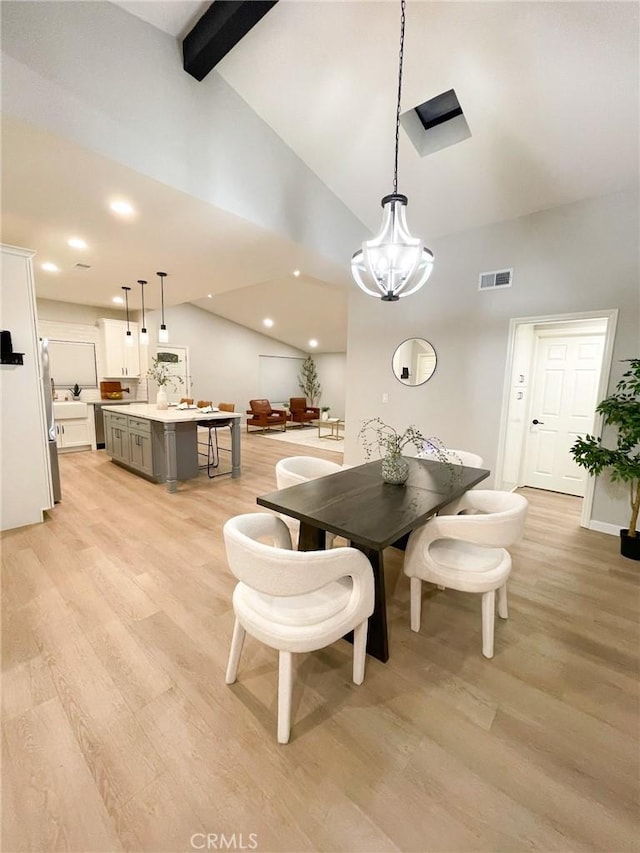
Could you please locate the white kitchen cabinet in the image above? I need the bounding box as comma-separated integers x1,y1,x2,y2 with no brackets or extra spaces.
53,401,94,452
55,419,91,449
98,318,140,378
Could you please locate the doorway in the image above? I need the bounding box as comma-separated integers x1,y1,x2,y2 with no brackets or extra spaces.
156,345,190,403
496,310,618,527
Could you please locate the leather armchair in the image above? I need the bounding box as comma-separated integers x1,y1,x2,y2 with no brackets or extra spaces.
246,399,287,433
288,397,320,424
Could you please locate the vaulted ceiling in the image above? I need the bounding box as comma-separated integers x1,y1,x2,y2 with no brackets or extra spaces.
1,1,638,352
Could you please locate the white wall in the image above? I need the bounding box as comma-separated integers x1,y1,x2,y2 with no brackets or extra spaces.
144,304,307,412
1,0,364,265
344,189,639,531
37,301,148,398
37,300,307,409
37,299,123,325
1,245,53,530
314,353,347,419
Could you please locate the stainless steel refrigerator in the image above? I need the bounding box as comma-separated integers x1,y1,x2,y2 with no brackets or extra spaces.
40,338,62,502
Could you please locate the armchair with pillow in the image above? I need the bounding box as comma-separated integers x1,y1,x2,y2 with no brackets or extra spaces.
288,397,320,425
246,399,288,433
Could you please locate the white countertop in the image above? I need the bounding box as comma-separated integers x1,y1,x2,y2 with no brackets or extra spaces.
87,399,139,405
101,402,242,424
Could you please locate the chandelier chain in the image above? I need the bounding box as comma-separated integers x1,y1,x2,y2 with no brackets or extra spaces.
393,0,406,195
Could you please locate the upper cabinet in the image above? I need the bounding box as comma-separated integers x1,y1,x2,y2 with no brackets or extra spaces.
97,319,140,378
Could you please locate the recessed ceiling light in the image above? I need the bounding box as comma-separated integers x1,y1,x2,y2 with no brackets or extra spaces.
68,237,87,250
308,339,318,348
41,262,59,272
109,200,134,216
112,296,124,304
293,269,301,277
207,293,212,299
263,318,274,328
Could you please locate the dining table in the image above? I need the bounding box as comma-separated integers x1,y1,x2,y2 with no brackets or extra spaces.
257,457,490,662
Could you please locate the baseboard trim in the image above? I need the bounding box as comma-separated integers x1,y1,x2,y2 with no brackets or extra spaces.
587,520,621,537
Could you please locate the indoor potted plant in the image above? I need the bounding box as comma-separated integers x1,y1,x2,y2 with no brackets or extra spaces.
147,356,183,409
72,383,81,399
321,406,331,421
298,355,321,406
570,358,640,560
358,417,449,484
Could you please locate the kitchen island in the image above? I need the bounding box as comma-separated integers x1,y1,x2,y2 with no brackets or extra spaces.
102,403,242,492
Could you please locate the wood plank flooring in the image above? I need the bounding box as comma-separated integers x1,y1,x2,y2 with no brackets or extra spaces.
2,435,639,852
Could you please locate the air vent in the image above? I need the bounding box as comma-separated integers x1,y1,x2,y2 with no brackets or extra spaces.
73,263,92,270
478,268,513,291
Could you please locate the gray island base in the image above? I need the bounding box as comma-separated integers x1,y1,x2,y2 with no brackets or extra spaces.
102,403,242,492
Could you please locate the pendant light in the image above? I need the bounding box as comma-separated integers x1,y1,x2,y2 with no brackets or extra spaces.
137,279,148,346
351,0,434,301
157,271,169,343
122,286,134,348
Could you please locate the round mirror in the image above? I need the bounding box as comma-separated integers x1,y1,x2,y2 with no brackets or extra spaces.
392,338,437,386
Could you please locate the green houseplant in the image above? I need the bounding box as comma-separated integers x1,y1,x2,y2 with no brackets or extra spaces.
570,358,640,560
358,417,449,484
298,355,321,406
72,383,81,399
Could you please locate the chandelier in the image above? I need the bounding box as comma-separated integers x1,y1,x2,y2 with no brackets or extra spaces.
351,0,434,301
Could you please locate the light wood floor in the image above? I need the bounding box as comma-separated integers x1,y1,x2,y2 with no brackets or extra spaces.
2,436,639,852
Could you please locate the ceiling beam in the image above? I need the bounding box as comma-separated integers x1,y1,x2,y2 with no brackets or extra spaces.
183,0,279,82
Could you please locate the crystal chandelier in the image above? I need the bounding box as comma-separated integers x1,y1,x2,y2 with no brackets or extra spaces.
351,0,434,301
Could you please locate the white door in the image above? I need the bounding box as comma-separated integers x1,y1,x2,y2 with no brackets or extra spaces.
523,333,604,496
156,345,189,403
416,351,436,384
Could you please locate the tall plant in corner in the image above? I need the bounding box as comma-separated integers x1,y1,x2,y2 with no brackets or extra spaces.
570,358,640,560
298,355,321,406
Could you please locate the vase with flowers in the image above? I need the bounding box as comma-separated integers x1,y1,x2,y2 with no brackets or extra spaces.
358,417,448,484
147,356,183,409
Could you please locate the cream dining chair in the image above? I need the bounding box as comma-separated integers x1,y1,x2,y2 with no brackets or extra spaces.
418,446,484,468
223,513,375,744
403,490,528,658
275,456,345,548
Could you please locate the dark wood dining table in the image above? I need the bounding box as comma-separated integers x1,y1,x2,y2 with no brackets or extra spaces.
256,457,490,663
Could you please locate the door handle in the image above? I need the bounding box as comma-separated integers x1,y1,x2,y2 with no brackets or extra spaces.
532,419,545,425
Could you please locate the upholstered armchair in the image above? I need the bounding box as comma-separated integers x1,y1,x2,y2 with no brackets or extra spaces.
246,399,288,433
288,397,320,424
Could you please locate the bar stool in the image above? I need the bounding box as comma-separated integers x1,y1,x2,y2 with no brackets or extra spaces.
198,402,235,477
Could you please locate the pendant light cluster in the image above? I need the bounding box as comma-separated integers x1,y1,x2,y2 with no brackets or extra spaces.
121,273,170,345
351,0,434,301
